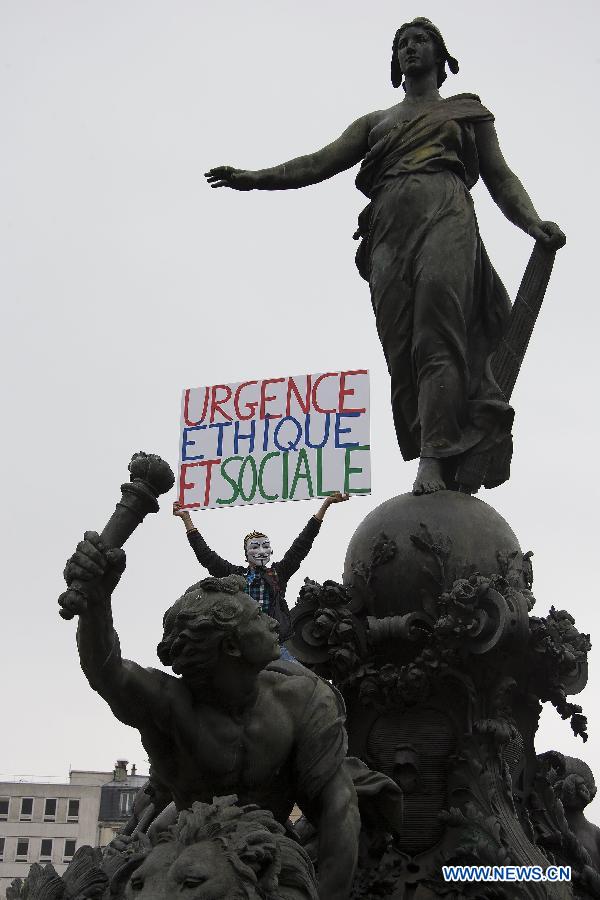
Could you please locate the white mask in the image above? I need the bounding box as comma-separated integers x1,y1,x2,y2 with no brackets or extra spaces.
245,535,273,568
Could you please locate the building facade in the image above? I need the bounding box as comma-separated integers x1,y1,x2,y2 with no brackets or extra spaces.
0,761,146,898
97,761,147,847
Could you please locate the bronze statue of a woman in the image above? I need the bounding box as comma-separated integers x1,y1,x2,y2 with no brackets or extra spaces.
206,18,565,495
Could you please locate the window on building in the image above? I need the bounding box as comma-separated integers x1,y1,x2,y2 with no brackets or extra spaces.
44,798,57,821
0,798,8,820
40,839,52,861
16,838,29,862
0,837,5,861
67,799,79,821
19,797,34,821
119,792,134,817
63,839,76,862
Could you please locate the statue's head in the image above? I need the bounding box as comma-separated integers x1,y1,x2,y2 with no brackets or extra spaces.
157,576,280,678
243,531,273,568
557,757,597,812
123,797,318,900
391,18,459,89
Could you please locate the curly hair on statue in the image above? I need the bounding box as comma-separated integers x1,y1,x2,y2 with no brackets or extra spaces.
556,757,597,811
156,575,250,675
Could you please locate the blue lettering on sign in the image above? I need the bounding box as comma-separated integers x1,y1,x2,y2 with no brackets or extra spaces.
182,425,206,461
335,412,361,449
304,413,331,449
209,421,232,456
234,420,256,454
273,416,302,451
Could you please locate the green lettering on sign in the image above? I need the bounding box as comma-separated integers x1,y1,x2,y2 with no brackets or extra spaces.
344,445,370,494
316,446,337,497
258,451,280,501
216,456,243,505
289,448,314,499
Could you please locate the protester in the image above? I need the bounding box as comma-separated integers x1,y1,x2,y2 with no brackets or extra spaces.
172,493,349,655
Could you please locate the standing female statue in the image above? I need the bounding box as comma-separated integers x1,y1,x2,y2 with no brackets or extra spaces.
206,18,565,495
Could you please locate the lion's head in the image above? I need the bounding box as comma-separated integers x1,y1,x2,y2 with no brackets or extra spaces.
120,796,317,900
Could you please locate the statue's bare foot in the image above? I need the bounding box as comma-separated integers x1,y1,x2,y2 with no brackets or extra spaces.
413,457,446,495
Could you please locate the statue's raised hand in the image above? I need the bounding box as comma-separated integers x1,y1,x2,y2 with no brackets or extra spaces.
529,220,566,250
61,531,126,612
205,166,256,190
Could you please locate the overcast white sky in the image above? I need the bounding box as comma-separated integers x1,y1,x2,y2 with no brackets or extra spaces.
2,0,599,812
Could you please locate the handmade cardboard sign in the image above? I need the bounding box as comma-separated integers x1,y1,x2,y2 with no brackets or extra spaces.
178,370,370,509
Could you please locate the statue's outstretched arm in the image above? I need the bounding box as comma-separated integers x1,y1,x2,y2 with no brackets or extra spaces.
205,113,372,191
63,532,167,728
476,120,566,249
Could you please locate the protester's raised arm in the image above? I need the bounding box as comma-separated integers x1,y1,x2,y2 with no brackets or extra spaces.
173,500,197,533
314,491,350,522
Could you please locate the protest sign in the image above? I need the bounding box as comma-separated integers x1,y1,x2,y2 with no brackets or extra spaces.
178,370,370,509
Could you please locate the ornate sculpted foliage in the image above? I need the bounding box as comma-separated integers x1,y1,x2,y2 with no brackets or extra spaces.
7,848,107,900
529,609,590,740
288,513,592,898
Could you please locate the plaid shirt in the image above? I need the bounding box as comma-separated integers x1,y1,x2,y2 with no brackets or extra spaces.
246,568,272,614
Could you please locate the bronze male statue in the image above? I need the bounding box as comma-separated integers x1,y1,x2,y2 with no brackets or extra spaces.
205,17,565,495
62,534,359,900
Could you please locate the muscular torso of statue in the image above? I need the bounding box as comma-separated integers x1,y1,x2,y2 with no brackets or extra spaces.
136,667,302,819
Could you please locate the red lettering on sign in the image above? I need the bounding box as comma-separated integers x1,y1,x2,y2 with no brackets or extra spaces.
179,458,221,508
311,372,338,414
183,387,209,426
234,381,259,420
286,375,311,415
259,378,285,420
338,370,367,414
210,385,233,423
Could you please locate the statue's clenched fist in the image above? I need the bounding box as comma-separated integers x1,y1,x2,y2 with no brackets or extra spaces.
61,532,126,613
528,220,566,250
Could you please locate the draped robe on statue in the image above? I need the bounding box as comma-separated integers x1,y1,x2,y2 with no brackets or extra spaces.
354,94,514,489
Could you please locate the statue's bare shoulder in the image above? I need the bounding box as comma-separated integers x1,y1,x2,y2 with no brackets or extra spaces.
260,662,344,723
365,104,403,147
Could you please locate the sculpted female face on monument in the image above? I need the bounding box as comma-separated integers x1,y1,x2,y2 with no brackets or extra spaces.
396,26,441,79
